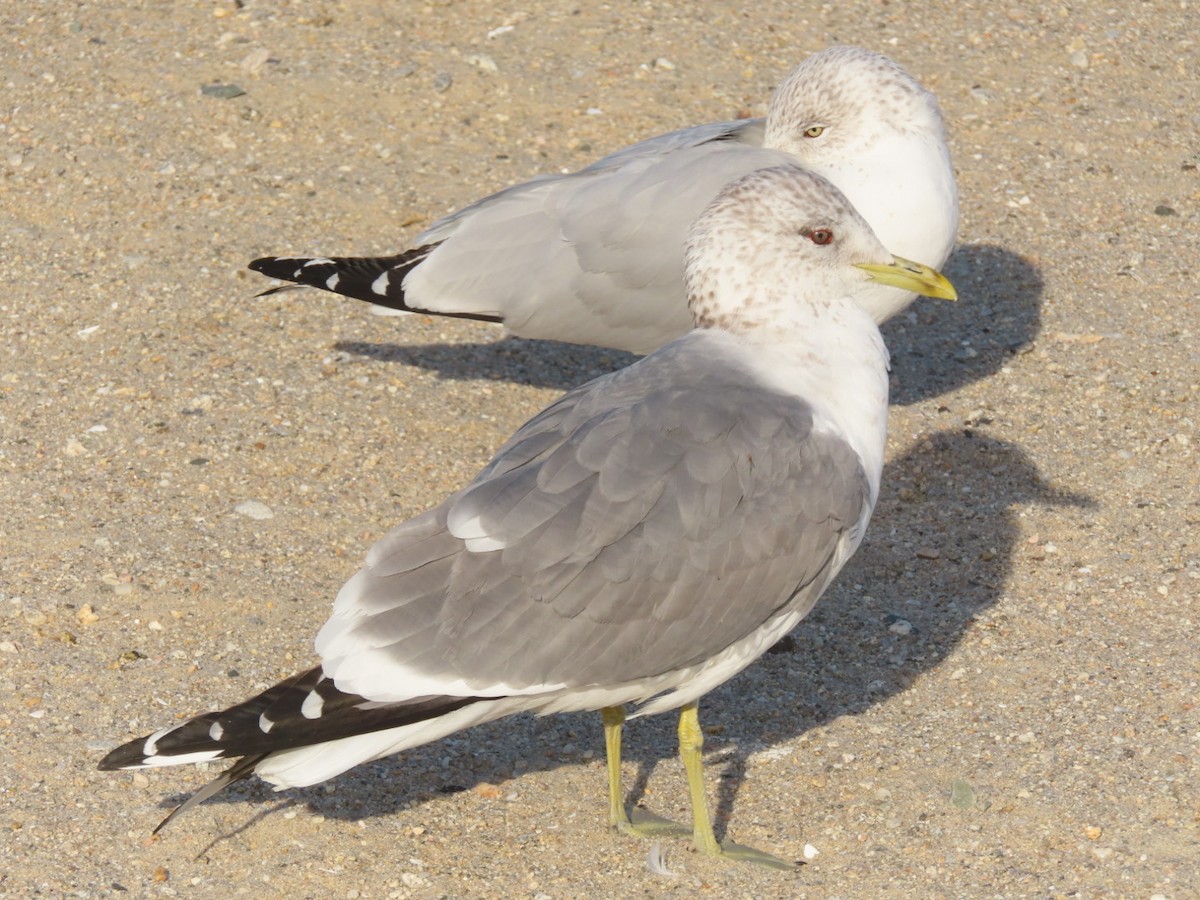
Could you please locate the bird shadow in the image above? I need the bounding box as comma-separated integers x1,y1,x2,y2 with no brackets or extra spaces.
162,428,1092,853
334,334,639,391
885,243,1043,406
330,244,1042,404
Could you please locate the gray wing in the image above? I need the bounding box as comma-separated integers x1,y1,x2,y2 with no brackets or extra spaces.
402,120,791,354
317,331,870,696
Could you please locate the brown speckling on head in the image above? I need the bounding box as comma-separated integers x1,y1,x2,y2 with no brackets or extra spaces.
684,166,889,334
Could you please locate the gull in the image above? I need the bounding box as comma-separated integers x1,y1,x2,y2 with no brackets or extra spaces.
249,45,957,354
101,166,956,867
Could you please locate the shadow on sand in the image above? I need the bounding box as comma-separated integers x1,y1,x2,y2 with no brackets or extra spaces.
330,243,1043,407
162,427,1091,857
159,243,1052,849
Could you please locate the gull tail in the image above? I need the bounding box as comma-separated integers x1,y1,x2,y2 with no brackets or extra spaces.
98,666,483,831
247,248,503,323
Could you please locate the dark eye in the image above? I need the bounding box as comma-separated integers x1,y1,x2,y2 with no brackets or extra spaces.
808,229,833,245
803,125,825,138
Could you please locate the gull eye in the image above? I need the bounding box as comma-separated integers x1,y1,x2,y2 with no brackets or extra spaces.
803,125,825,138
808,229,833,245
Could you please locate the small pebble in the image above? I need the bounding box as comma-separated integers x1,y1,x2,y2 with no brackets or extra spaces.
201,83,247,99
234,500,275,520
465,54,498,73
240,47,271,75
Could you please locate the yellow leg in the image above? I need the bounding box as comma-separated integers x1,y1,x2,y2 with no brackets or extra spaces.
678,701,722,855
677,702,797,870
601,705,690,837
602,706,628,830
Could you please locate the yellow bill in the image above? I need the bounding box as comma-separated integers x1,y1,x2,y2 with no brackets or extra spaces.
855,255,957,301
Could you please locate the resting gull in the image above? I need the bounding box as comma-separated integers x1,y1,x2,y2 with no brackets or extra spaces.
249,45,957,354
101,166,956,867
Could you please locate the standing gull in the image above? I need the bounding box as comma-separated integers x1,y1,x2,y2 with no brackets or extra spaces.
101,167,955,867
249,46,957,354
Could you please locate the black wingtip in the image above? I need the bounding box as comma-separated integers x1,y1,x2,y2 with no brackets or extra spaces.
98,736,149,771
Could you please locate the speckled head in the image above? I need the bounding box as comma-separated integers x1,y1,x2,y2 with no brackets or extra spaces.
683,166,891,334
764,45,948,156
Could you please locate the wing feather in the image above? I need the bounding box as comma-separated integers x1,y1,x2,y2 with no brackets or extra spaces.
318,331,870,700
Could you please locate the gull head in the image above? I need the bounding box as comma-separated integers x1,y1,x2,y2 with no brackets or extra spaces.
761,46,958,323
684,165,954,336
764,45,948,158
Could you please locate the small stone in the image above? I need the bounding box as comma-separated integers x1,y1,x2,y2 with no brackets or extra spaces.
153,866,169,883
1085,825,1103,840
950,778,976,809
887,618,913,636
432,72,452,92
63,439,87,457
802,843,820,860
1091,846,1113,860
234,500,275,520
132,772,150,788
474,782,503,799
240,47,272,75
1154,204,1177,216
916,547,940,560
465,54,498,73
1069,50,1089,69
77,604,99,625
201,83,247,99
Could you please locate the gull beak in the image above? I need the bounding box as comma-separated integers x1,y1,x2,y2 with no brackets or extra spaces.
855,255,957,301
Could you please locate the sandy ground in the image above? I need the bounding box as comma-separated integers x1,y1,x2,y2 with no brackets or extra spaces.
2,1,1198,897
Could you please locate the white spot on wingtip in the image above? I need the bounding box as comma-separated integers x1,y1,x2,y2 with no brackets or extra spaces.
371,271,390,295
301,690,324,719
326,272,340,291
259,713,274,734
143,726,173,757
302,257,335,268
209,721,224,741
